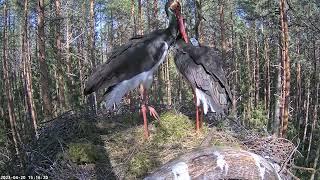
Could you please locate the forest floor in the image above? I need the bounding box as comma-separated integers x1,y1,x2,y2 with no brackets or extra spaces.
29,105,295,179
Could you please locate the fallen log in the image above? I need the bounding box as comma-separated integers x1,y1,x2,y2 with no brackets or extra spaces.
144,147,281,180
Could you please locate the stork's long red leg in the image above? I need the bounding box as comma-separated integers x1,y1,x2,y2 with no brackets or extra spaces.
193,88,200,132
140,85,149,138
196,105,200,132
199,106,203,129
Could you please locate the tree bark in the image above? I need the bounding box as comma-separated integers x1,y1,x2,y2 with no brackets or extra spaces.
264,34,271,122
195,0,203,44
279,0,291,137
38,0,52,117
138,0,144,35
55,0,67,111
254,22,260,107
219,0,226,61
22,0,38,139
302,80,310,148
88,0,97,113
2,2,24,171
166,57,172,106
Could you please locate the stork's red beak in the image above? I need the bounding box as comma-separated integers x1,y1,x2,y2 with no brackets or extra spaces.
175,10,188,43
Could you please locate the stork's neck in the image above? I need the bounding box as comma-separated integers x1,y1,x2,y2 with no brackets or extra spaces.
167,11,179,39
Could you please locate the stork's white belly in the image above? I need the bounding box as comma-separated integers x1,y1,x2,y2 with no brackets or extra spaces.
104,42,169,109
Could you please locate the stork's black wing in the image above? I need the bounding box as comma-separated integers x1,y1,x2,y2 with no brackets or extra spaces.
181,45,232,101
174,44,232,113
84,29,170,95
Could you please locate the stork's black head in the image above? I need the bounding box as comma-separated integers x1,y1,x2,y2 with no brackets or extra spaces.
165,0,188,43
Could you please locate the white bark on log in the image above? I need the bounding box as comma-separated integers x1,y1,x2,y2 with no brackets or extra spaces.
144,147,281,180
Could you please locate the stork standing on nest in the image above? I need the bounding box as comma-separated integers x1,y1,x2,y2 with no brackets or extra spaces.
173,36,232,131
84,0,188,138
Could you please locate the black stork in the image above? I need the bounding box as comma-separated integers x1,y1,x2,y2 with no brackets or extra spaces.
84,0,188,138
173,36,232,131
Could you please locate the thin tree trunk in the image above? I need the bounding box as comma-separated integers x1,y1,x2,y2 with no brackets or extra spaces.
55,0,67,111
153,0,158,28
166,58,172,106
38,0,52,118
138,0,144,35
296,38,302,133
2,2,24,171
273,60,282,136
302,80,310,147
88,0,97,113
219,0,226,61
306,40,319,162
246,32,252,125
131,0,137,35
254,22,260,107
22,0,38,139
264,35,271,122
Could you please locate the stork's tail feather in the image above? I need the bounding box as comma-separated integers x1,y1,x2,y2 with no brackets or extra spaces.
195,88,229,115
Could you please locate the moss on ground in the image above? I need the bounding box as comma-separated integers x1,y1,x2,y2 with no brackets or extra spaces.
68,142,101,164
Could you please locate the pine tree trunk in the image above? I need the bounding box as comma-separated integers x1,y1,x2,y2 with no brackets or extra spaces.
219,0,226,61
279,0,291,137
55,0,67,111
166,57,172,106
295,38,302,133
88,0,97,113
38,0,52,118
302,80,310,148
2,2,24,171
306,40,319,162
195,0,203,44
264,35,271,122
22,0,38,139
254,23,260,107
138,0,144,35
131,0,137,35
153,0,158,28
273,60,282,136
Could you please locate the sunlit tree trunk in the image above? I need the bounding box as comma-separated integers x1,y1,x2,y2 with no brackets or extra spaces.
38,0,52,117
279,0,291,137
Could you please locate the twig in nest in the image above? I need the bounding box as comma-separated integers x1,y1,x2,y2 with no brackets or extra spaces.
279,139,300,174
292,165,316,172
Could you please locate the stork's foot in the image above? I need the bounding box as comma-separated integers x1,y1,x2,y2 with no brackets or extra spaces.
148,106,160,121
141,105,149,139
